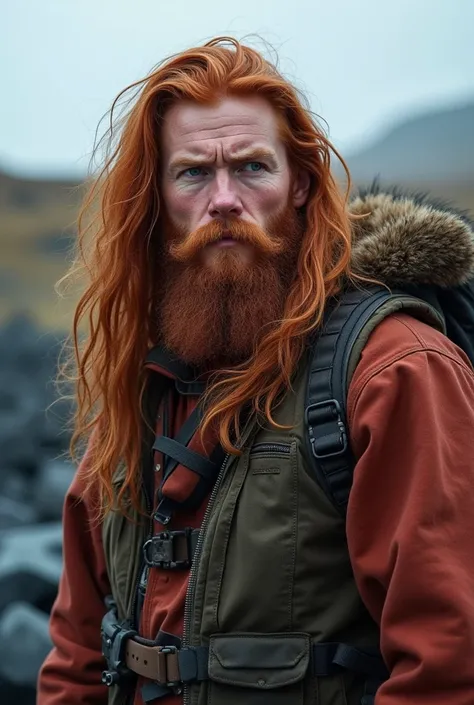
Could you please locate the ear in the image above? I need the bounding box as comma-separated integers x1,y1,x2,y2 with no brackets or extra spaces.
292,169,311,208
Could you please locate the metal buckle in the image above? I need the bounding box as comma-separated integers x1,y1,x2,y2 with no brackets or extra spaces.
160,645,181,689
306,399,348,459
143,529,193,569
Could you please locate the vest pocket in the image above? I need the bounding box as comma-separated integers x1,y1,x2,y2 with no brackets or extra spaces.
207,632,310,705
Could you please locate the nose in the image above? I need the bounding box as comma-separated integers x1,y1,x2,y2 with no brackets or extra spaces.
208,171,243,219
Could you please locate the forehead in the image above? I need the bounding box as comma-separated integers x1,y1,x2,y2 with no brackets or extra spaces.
160,95,284,160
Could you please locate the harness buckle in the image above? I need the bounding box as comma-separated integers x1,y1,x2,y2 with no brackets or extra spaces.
306,399,348,459
143,528,195,569
160,645,181,689
100,604,137,687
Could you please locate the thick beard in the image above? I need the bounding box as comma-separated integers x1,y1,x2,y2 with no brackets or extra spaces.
154,202,305,370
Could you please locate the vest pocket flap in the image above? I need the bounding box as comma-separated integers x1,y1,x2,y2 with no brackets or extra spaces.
208,633,310,689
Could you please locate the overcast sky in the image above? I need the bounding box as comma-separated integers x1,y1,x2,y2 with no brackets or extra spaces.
2,0,473,178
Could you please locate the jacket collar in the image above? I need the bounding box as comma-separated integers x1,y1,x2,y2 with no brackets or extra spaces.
144,346,208,396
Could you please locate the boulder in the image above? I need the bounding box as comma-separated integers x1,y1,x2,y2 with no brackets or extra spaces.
0,523,62,614
0,602,52,687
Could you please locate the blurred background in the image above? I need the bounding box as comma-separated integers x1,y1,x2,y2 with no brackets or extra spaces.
0,1,473,703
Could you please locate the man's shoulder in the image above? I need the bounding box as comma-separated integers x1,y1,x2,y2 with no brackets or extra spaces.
349,311,474,401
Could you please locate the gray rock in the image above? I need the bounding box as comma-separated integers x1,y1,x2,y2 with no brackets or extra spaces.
0,317,71,704
0,602,52,686
0,523,62,613
0,496,38,531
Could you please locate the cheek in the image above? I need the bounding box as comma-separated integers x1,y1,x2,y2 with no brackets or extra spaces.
162,183,202,227
251,179,291,216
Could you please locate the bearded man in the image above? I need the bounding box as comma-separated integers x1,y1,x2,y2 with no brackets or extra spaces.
38,37,474,705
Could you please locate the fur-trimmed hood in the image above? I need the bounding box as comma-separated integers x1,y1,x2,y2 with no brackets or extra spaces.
348,186,474,288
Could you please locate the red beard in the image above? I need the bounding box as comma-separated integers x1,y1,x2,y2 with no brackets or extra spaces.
155,201,305,369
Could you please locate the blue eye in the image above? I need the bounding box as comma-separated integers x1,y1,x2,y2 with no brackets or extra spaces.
243,162,264,173
183,167,203,177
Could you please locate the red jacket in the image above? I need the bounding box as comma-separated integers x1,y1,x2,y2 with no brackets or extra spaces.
38,313,474,704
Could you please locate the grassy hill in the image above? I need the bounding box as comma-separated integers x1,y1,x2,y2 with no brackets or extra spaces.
0,173,83,329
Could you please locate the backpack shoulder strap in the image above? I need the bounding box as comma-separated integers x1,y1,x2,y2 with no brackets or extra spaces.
305,285,445,515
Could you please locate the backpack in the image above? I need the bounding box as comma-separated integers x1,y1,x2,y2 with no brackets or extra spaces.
305,280,474,514
303,185,474,514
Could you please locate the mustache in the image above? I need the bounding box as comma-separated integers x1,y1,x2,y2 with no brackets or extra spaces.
168,218,285,263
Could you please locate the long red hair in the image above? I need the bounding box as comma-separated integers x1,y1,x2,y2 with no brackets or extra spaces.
61,36,360,516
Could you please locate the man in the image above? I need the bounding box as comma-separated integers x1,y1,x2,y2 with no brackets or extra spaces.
38,37,474,705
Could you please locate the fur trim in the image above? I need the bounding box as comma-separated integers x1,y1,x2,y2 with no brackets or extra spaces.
349,185,474,287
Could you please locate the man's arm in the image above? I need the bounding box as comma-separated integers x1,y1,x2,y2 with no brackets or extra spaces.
347,318,474,704
37,449,111,704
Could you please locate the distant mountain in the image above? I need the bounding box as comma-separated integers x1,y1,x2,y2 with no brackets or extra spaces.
343,101,474,183
0,169,80,211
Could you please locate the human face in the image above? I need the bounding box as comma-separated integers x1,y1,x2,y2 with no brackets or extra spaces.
160,95,309,268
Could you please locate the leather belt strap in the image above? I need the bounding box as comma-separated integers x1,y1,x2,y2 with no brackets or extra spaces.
122,638,388,685
125,642,180,684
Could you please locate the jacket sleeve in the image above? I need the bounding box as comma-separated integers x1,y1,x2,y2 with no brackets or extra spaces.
37,450,111,705
346,344,474,704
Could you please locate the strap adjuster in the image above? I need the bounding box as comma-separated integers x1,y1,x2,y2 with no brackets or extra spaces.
143,528,196,569
306,399,348,459
159,645,180,688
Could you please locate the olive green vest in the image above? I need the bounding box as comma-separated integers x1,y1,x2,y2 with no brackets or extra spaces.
102,351,380,705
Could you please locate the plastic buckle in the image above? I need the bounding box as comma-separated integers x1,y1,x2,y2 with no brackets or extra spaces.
101,622,137,687
306,399,348,459
143,529,193,569
154,497,172,526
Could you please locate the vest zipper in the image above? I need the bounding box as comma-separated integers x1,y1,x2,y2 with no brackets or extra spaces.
250,442,291,455
129,504,153,630
182,451,230,705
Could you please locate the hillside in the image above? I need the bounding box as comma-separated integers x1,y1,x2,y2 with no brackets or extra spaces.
0,172,83,328
343,101,474,184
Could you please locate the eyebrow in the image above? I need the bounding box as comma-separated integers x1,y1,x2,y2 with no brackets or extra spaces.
167,147,279,175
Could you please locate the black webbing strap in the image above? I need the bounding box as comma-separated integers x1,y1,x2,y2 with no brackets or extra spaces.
159,405,203,481
306,286,401,513
167,641,387,684
178,646,210,684
154,442,226,525
153,436,219,481
311,642,389,681
153,401,226,525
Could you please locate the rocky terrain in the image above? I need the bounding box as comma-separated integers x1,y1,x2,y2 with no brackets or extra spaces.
0,315,73,704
